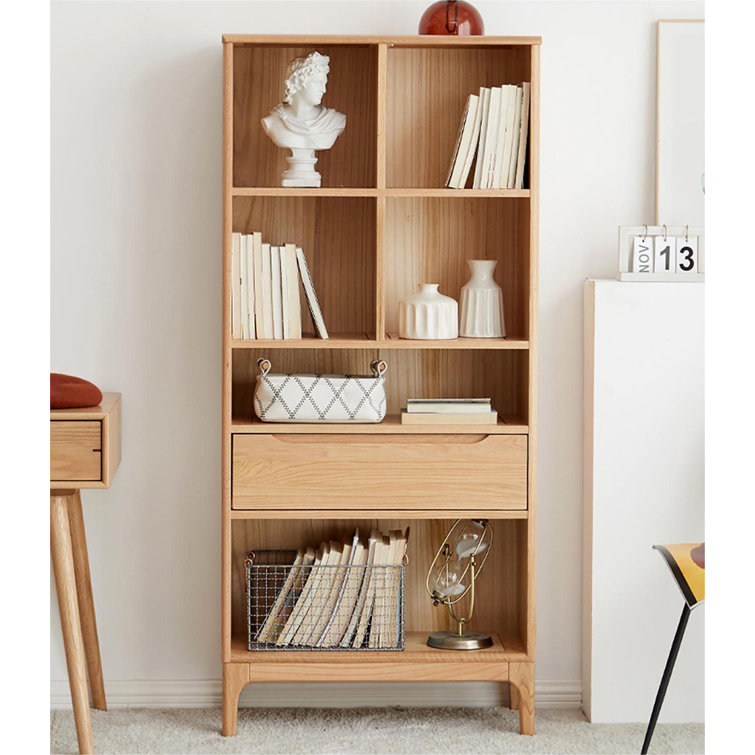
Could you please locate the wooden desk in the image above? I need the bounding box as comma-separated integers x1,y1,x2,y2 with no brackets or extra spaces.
51,393,121,754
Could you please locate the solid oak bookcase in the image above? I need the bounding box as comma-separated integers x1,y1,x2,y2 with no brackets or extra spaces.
222,34,539,736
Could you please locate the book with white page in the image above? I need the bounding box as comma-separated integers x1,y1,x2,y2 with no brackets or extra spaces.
490,86,509,190
455,90,484,189
406,398,492,414
270,245,283,339
231,233,242,339
471,87,491,189
239,235,249,339
495,86,516,189
514,82,531,190
507,86,524,189
446,94,478,189
296,247,329,339
253,239,265,341
341,531,378,648
500,85,518,189
260,242,273,339
247,233,258,339
480,85,501,189
283,243,302,339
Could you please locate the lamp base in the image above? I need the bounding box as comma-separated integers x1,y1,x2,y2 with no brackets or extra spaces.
426,630,493,650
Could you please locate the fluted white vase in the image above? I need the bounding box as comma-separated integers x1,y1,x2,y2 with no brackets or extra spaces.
459,260,506,338
399,283,458,340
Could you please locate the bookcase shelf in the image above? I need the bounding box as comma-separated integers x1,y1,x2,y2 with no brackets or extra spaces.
230,334,529,349
222,34,539,737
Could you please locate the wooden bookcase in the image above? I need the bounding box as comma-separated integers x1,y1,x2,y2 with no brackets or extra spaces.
222,35,539,736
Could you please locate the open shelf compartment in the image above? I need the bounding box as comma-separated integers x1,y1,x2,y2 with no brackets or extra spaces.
383,197,531,340
232,195,376,338
230,518,530,663
233,44,377,188
231,348,529,428
385,45,532,189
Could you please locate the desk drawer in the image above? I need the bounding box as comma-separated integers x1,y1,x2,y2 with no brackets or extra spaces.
232,434,527,511
50,421,102,481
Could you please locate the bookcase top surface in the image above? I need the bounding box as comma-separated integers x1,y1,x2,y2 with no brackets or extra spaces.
222,34,541,46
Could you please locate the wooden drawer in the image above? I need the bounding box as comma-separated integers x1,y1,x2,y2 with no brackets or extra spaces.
232,434,528,511
50,421,102,482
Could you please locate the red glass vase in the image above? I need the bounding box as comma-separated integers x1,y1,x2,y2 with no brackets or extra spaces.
418,1,484,36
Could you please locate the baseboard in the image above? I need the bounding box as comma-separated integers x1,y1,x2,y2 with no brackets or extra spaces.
50,679,582,710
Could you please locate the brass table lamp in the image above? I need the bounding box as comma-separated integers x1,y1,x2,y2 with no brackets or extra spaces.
425,518,493,650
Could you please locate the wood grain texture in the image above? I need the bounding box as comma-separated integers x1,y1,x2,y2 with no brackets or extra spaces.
230,518,528,647
51,493,94,754
233,45,377,188
509,661,535,734
231,631,524,663
232,196,376,336
50,422,101,482
221,35,538,731
223,35,541,46
232,348,528,422
222,40,235,664
386,46,531,188
50,394,121,489
248,661,508,683
67,491,106,711
384,197,529,339
222,663,250,736
232,434,527,511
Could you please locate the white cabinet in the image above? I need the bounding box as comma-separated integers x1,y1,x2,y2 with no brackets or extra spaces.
583,279,704,723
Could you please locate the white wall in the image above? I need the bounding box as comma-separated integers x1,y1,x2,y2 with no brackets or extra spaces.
51,0,704,714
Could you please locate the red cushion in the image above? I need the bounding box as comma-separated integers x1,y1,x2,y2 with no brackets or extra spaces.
50,373,103,409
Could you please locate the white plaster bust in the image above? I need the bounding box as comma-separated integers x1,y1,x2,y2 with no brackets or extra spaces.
261,52,347,187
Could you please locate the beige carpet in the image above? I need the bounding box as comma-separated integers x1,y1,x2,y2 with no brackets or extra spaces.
50,707,703,754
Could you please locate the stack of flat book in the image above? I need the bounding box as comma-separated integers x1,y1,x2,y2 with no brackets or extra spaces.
231,232,328,340
445,82,531,190
253,528,409,650
400,398,498,425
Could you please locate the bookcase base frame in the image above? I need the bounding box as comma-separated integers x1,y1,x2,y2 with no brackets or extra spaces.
220,659,535,737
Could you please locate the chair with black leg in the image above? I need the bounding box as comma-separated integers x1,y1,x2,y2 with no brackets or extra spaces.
641,542,705,755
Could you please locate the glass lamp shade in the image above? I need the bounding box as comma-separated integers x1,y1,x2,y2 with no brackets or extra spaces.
418,1,484,36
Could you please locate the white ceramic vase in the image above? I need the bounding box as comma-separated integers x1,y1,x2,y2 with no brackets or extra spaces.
399,283,458,340
459,260,506,338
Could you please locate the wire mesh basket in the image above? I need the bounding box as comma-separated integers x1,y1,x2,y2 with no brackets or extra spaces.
246,550,405,651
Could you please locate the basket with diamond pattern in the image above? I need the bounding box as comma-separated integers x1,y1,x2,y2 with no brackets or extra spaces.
253,358,388,423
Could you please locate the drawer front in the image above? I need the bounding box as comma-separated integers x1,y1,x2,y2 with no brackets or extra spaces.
50,421,102,481
232,434,528,511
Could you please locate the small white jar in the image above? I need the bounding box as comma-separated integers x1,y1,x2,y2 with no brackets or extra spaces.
399,283,458,340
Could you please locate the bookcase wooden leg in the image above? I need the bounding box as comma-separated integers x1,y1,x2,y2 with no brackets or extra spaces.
68,490,107,711
51,492,94,755
509,681,520,710
509,661,535,735
222,663,250,736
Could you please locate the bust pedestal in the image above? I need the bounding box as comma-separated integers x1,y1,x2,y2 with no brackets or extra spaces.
282,149,320,188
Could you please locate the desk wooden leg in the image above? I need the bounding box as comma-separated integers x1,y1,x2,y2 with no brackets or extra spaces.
51,492,93,755
509,681,520,710
509,661,535,735
68,490,107,711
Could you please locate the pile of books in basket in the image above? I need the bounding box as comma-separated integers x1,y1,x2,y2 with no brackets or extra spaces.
247,528,409,651
401,398,498,425
446,82,531,190
231,231,328,340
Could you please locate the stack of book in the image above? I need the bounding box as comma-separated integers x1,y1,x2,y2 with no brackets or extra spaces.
400,398,498,425
231,232,328,340
446,82,531,190
253,528,408,650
